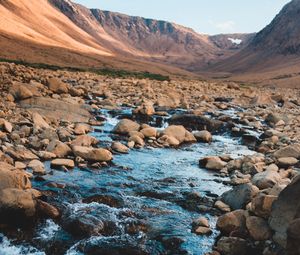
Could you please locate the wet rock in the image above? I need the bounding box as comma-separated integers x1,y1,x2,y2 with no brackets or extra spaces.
134,102,155,116
157,135,180,147
221,183,259,210
216,237,248,255
0,188,36,223
51,159,75,169
161,125,196,144
194,226,212,235
83,193,125,208
216,210,247,235
36,200,60,218
128,135,145,147
194,130,212,143
46,78,69,94
111,142,129,154
113,119,140,135
251,193,277,219
72,146,113,162
140,127,157,138
199,156,227,171
269,176,300,248
168,114,224,133
215,200,231,212
246,216,272,241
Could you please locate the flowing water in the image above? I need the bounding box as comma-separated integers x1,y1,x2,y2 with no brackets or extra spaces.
0,108,256,255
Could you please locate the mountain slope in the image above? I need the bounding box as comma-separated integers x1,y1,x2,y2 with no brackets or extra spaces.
0,0,252,75
208,0,300,75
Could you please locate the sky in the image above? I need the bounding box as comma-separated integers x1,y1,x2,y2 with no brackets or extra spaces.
73,0,291,35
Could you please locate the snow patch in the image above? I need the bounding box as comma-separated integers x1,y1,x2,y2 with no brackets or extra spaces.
228,38,242,45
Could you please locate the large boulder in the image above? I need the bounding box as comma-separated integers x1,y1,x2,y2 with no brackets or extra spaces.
269,176,300,248
274,144,300,159
168,114,224,133
161,125,196,144
72,146,113,162
113,119,140,135
252,169,282,189
46,78,69,94
221,183,259,210
0,169,31,190
216,210,247,235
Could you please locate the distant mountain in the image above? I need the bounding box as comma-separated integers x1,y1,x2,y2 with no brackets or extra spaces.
208,0,300,77
0,0,253,75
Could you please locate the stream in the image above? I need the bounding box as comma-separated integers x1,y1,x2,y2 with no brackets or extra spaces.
0,108,256,255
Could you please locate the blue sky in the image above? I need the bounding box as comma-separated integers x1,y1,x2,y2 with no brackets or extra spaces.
73,0,291,35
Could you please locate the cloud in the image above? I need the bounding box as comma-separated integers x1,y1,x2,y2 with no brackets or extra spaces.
209,20,236,33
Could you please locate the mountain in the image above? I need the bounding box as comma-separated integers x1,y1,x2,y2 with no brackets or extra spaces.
0,0,253,75
207,0,300,86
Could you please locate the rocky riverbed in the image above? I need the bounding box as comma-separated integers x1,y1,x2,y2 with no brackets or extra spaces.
0,62,299,255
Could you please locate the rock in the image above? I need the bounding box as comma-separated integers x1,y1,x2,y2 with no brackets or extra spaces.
194,130,212,143
221,183,259,210
215,200,231,212
32,112,50,129
193,217,210,228
0,188,36,221
46,140,72,158
246,216,272,241
37,151,57,160
82,193,125,208
6,148,39,161
46,78,69,94
199,156,227,171
265,113,284,125
277,157,298,168
287,218,300,255
251,193,277,218
28,159,45,175
252,169,282,189
74,123,91,135
157,135,180,147
195,226,212,235
140,127,157,138
128,135,145,147
135,102,155,116
216,237,248,255
51,159,75,169
71,135,98,147
0,168,31,190
36,200,59,218
216,210,246,235
72,146,113,162
0,119,13,133
9,82,33,100
19,97,91,123
113,119,140,135
274,144,300,159
111,142,129,154
168,114,224,132
269,176,300,248
162,125,196,144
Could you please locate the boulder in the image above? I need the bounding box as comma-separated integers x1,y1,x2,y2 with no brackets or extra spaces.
194,130,212,143
269,176,300,248
28,159,45,175
111,142,129,154
277,157,298,168
215,200,231,212
199,156,227,171
0,119,13,133
140,127,157,138
113,119,140,135
221,183,259,210
0,168,31,190
134,102,155,116
246,216,272,241
128,135,145,147
74,123,91,135
51,159,75,169
168,114,224,133
9,82,33,100
72,146,113,162
157,135,180,147
32,112,49,129
251,193,277,218
252,169,282,189
287,218,300,255
46,78,69,94
274,144,300,159
162,125,196,144
216,210,246,235
46,140,72,158
71,135,98,147
216,237,248,255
